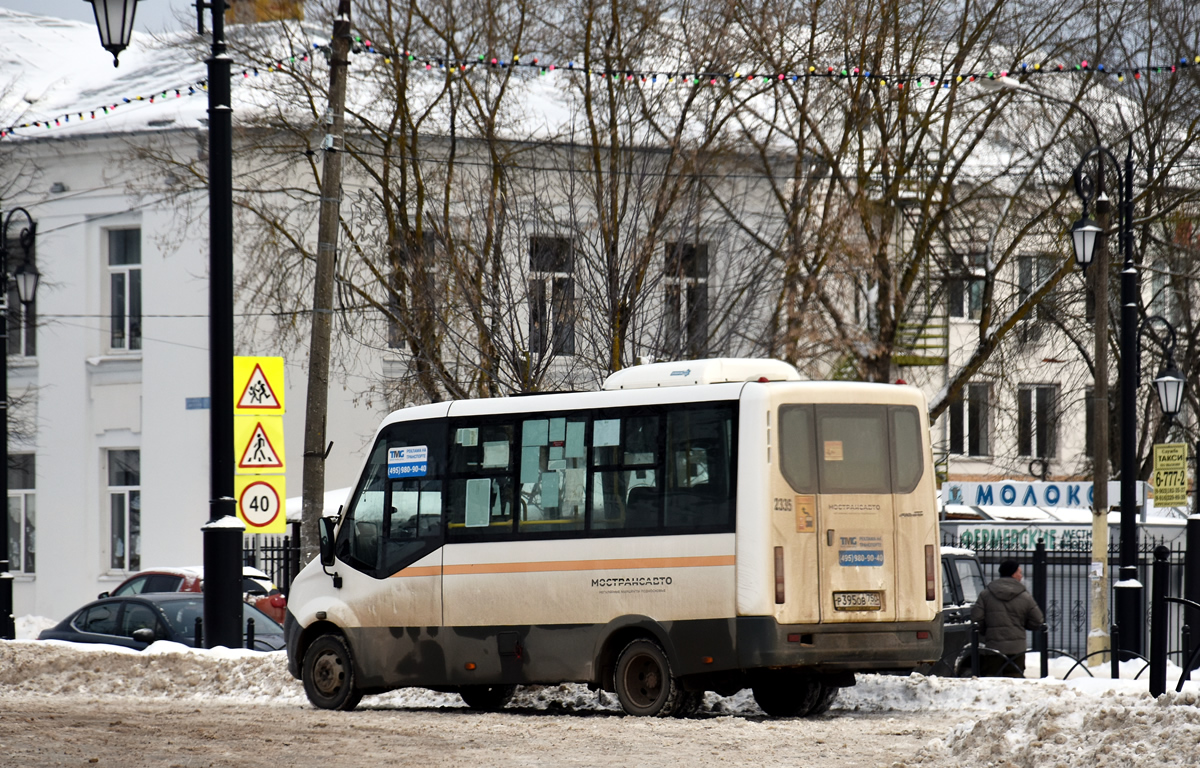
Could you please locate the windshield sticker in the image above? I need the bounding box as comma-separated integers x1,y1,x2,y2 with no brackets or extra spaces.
823,440,844,461
838,534,884,567
388,446,428,478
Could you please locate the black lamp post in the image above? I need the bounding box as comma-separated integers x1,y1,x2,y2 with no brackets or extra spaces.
85,0,242,648
0,207,39,640
1069,142,1183,658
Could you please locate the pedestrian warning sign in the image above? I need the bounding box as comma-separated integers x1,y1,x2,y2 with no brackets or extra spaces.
234,357,285,415
235,416,285,473
236,475,286,534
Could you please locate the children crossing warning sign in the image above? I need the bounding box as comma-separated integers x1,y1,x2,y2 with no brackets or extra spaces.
236,417,285,472
234,357,285,415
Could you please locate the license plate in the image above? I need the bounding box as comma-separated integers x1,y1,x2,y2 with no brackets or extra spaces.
833,591,882,611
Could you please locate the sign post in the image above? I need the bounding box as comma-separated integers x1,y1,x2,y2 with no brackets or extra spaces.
234,357,286,534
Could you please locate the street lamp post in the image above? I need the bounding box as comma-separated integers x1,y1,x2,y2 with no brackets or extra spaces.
1070,145,1185,657
85,0,242,648
0,207,40,640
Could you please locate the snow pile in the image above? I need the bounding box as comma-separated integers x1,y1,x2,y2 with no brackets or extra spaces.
0,640,306,702
908,689,1200,767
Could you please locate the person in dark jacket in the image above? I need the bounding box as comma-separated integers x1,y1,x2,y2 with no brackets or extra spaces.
970,560,1045,677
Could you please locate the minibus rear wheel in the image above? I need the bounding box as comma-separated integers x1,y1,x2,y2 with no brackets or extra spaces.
303,634,363,711
614,638,687,717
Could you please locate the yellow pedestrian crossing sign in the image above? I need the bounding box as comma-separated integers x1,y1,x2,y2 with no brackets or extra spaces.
235,416,285,473
234,356,285,415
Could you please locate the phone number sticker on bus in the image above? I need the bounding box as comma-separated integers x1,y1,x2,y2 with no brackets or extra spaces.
388,446,429,478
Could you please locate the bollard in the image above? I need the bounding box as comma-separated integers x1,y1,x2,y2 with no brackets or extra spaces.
970,623,980,677
1111,623,1120,680
282,535,291,598
1040,625,1050,678
1187,514,1200,674
195,617,204,649
246,617,255,650
1184,625,1193,683
1150,545,1170,696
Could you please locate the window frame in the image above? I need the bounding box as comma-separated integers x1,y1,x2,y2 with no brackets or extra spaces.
106,449,141,573
105,228,142,353
1018,384,1059,459
528,235,576,357
663,241,710,358
7,453,34,574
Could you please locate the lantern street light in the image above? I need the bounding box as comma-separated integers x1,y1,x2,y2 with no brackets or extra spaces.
84,0,243,649
0,206,39,640
1070,217,1103,272
84,0,142,67
1142,316,1185,427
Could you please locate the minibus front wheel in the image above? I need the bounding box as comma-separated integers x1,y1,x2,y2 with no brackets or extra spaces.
303,634,363,711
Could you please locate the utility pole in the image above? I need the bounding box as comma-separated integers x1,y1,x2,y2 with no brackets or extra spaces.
301,0,352,564
1087,191,1111,665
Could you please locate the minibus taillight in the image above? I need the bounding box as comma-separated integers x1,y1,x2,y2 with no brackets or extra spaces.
925,544,936,601
774,546,785,604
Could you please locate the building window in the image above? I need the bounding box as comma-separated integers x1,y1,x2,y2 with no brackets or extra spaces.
664,242,709,358
108,229,142,351
948,383,990,456
947,251,985,320
4,239,36,357
1018,253,1057,322
1018,385,1058,459
108,449,141,571
7,454,35,574
529,236,575,357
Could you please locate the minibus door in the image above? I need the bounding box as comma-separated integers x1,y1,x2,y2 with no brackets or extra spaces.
813,406,897,623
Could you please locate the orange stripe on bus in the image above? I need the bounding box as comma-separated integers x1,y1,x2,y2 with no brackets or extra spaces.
390,555,735,578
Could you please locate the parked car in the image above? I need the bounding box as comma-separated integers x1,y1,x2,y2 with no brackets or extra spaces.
38,593,285,651
99,565,287,624
930,546,987,676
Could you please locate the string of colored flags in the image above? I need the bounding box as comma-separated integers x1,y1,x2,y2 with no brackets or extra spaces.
4,37,1197,140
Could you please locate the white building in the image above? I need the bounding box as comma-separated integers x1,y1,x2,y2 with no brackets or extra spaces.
1,11,383,622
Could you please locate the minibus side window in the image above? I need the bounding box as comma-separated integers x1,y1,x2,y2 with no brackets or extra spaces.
591,414,660,531
664,407,734,529
517,416,587,534
448,421,516,540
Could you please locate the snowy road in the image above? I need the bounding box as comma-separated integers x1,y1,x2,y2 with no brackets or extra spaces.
3,639,1200,767
0,695,946,768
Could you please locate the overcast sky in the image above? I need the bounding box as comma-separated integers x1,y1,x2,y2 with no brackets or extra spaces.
0,1,195,33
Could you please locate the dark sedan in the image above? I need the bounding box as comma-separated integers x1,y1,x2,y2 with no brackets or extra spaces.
38,593,285,651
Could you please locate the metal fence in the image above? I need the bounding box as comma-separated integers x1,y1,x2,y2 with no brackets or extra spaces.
242,522,302,596
942,531,1189,661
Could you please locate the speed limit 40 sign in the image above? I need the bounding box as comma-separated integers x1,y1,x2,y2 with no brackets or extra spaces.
235,475,286,533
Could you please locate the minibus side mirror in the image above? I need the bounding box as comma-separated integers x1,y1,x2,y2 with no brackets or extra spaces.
319,516,336,567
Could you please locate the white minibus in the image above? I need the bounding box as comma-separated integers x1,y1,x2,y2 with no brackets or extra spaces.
285,358,942,716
